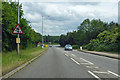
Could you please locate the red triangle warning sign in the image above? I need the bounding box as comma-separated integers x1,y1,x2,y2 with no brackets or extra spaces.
12,24,24,34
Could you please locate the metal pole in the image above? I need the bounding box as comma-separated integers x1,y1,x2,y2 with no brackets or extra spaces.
17,0,19,55
44,16,49,45
42,16,44,48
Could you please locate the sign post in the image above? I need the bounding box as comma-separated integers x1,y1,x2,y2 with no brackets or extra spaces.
12,24,23,55
12,0,23,55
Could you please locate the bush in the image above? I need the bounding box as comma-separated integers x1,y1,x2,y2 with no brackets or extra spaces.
72,45,80,49
84,29,120,53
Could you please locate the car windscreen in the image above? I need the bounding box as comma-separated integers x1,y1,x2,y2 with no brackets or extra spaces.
65,45,71,47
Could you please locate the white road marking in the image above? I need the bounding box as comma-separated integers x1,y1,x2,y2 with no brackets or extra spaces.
108,70,120,77
88,71,101,80
73,50,77,51
80,58,94,65
72,54,76,57
93,71,109,74
86,66,99,68
80,63,94,65
65,54,68,57
70,58,80,65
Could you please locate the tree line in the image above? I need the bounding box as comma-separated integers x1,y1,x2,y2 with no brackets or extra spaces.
2,2,42,52
59,19,120,53
43,35,59,44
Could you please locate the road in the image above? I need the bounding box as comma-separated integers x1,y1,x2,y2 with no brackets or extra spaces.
10,46,119,79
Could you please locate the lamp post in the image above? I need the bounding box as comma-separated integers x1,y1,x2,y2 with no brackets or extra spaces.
41,16,50,48
42,16,44,48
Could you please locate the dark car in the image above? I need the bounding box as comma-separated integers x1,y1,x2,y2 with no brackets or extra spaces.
64,44,72,51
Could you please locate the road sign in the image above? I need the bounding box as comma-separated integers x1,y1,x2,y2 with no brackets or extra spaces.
12,24,23,34
16,38,20,43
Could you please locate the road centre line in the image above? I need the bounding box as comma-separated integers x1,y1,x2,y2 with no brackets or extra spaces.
108,70,120,77
70,58,80,65
88,71,101,80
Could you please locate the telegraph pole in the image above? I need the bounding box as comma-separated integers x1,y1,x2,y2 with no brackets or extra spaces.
17,0,20,55
42,16,44,48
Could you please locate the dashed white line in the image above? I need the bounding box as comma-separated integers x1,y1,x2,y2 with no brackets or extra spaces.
65,54,68,57
88,71,101,80
70,58,80,65
108,70,120,77
72,54,76,57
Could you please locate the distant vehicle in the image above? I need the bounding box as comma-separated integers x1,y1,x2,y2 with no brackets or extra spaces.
65,44,72,51
49,45,52,47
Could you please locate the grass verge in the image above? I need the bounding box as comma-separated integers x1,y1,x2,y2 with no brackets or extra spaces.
2,47,48,75
0,53,2,77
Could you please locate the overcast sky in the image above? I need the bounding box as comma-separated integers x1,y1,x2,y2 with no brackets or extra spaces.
12,0,118,36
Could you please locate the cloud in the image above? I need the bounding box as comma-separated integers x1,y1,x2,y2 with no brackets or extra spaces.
20,2,118,36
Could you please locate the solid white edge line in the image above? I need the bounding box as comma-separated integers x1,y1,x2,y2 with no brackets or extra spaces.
70,58,80,65
108,70,120,77
88,71,100,80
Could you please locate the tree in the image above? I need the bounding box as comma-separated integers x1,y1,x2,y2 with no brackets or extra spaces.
59,35,67,47
2,2,42,52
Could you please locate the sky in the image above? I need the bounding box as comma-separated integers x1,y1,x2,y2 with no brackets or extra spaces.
11,0,119,36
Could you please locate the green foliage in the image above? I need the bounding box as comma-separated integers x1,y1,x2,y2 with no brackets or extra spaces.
86,27,120,53
59,34,67,47
44,35,59,44
2,2,42,52
72,45,79,49
59,19,107,46
59,18,120,53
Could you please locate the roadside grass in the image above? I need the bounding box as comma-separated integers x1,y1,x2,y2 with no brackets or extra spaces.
0,53,2,77
2,47,48,75
51,43,60,45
